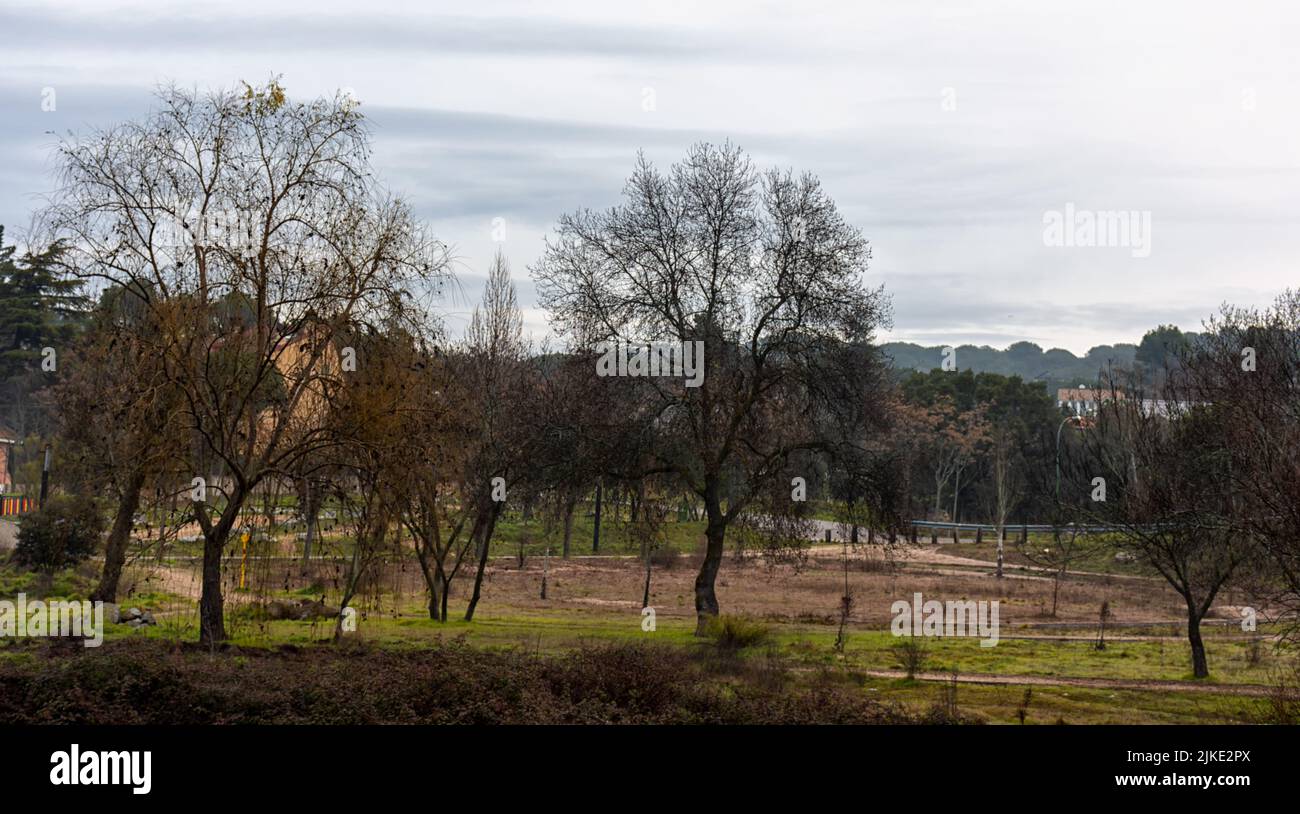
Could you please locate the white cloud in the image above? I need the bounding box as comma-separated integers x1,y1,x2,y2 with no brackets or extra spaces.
2,0,1298,353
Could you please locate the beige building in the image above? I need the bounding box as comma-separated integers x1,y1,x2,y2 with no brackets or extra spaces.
1056,385,1124,416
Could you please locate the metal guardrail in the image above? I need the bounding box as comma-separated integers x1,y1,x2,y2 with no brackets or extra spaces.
909,520,1122,534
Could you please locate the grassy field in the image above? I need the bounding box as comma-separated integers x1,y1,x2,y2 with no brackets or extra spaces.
2,518,1294,724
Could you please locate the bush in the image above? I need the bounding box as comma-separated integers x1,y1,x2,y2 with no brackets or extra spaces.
0,639,941,725
891,636,929,679
648,546,679,570
12,495,105,576
1255,658,1300,724
703,614,771,650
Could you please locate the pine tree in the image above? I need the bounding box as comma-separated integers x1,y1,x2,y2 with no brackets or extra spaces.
0,226,88,381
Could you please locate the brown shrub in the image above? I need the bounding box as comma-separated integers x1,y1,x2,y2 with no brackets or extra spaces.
0,638,948,725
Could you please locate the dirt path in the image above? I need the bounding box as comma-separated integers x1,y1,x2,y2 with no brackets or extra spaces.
859,668,1273,697
804,537,1158,584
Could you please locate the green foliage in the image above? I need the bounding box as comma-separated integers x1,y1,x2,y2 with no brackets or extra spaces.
901,367,1055,418
703,614,771,650
0,228,88,382
899,368,1062,518
1135,323,1190,373
891,636,929,679
12,495,105,575
883,339,1139,394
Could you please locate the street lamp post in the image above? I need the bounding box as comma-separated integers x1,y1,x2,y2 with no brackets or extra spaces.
1055,413,1097,549
1055,415,1074,503
1054,414,1077,561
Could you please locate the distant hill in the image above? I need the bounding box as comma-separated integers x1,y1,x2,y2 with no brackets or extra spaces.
880,340,1140,394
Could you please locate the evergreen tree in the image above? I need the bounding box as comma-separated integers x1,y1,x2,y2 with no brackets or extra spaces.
0,226,88,381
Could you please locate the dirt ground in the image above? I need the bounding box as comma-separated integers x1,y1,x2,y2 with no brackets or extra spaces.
121,541,1251,632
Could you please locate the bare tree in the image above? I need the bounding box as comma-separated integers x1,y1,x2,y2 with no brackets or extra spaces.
1067,376,1254,677
533,142,893,632
461,250,530,622
920,399,989,521
1016,523,1095,617
987,426,1021,578
44,80,450,644
1182,292,1300,638
392,349,477,622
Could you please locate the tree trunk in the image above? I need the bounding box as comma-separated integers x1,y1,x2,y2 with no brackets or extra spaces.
562,494,576,558
427,583,440,621
335,529,370,642
995,527,1004,579
198,498,240,647
91,468,146,604
951,468,961,523
464,504,500,622
199,530,228,646
302,502,316,563
693,492,726,634
1187,607,1209,678
592,481,603,553
299,478,321,567
642,559,652,609
412,534,440,621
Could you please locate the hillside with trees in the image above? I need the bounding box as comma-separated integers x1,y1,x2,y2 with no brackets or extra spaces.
882,331,1198,393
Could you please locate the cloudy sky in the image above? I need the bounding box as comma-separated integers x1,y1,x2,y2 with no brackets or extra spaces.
2,0,1298,353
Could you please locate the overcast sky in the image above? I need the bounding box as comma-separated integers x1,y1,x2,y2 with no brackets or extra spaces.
2,0,1298,353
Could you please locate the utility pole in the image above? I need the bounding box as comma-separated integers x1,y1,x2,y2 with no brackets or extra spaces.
38,445,51,507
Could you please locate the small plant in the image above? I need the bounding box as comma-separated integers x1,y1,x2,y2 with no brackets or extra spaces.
833,590,854,654
1095,599,1111,651
12,495,105,578
752,645,789,692
891,636,929,679
1016,687,1033,724
859,553,891,574
1256,658,1300,724
704,615,771,650
944,669,959,718
648,546,679,570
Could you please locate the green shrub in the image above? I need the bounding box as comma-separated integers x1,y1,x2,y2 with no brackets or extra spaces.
891,636,929,679
12,495,105,576
703,614,771,650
